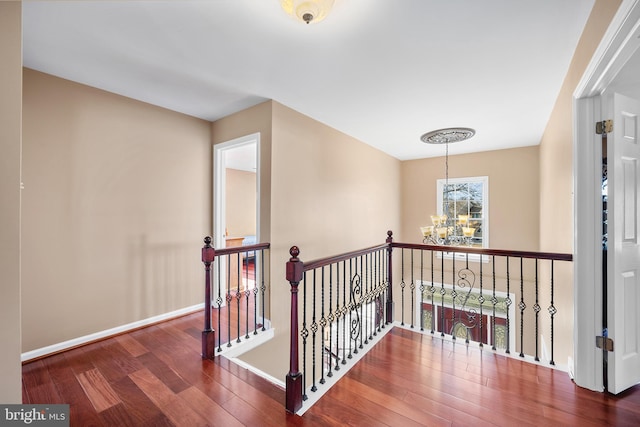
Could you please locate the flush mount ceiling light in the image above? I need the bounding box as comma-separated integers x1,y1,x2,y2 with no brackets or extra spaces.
280,0,335,24
420,127,476,145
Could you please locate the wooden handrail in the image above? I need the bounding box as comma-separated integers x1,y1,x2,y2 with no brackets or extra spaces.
302,243,389,271
214,242,270,257
391,242,573,262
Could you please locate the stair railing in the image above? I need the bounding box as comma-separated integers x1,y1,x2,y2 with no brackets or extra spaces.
201,236,270,359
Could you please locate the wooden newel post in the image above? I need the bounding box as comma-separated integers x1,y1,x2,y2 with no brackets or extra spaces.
386,230,394,324
285,246,304,414
201,236,216,359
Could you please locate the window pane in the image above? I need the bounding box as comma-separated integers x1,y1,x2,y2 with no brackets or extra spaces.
469,182,483,201
436,176,488,249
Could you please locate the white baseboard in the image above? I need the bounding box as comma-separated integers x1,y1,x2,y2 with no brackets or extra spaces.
21,303,205,362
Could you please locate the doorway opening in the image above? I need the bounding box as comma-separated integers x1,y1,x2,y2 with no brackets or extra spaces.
213,133,260,299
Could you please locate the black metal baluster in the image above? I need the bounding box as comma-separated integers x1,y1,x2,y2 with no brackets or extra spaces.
549,260,556,365
380,250,389,329
260,250,266,331
327,264,334,378
378,249,384,332
371,252,376,337
375,250,380,333
342,258,350,365
371,251,384,335
430,250,435,335
310,270,318,393
216,257,223,352
465,253,470,344
374,251,379,336
478,254,484,348
350,257,354,354
342,259,347,365
336,261,344,370
357,255,363,350
410,249,415,328
363,254,369,345
420,250,425,331
440,250,445,337
534,259,540,361
226,255,232,348
319,266,326,386
236,253,241,343
360,253,373,348
491,256,497,351
349,257,356,357
400,249,406,326
252,251,259,335
245,251,250,340
519,257,525,358
451,255,456,340
301,272,308,401
334,261,344,371
505,256,511,354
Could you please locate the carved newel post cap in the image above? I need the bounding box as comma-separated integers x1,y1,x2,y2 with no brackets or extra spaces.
204,236,212,246
289,246,300,260
387,230,393,238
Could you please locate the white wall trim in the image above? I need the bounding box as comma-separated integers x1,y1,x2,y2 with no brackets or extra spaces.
574,0,640,99
573,96,604,391
21,303,204,362
213,132,260,250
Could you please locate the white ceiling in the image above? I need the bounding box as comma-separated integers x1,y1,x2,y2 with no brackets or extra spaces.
22,0,597,160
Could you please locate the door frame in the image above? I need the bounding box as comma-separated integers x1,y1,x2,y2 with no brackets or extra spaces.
213,132,260,250
213,133,261,300
574,0,640,392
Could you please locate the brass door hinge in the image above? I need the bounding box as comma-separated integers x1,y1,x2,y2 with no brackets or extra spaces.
596,120,613,135
596,335,614,351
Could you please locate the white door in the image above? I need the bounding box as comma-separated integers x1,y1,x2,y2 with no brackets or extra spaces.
607,92,640,393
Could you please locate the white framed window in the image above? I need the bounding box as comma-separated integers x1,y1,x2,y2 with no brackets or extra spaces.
437,176,489,256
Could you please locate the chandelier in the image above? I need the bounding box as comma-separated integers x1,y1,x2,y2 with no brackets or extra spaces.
280,0,335,24
420,128,476,246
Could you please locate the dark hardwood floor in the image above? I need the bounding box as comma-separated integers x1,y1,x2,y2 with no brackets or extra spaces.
23,312,640,426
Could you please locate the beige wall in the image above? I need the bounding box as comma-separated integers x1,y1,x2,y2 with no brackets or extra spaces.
235,101,401,378
401,146,540,251
538,0,621,365
21,69,212,351
540,0,621,254
0,1,22,403
225,168,257,237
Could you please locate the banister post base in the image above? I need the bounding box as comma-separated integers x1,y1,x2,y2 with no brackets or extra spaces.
386,230,394,324
201,236,216,360
202,330,215,359
285,372,303,414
